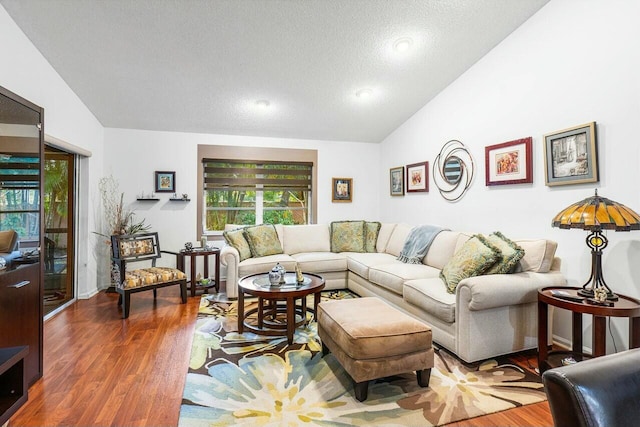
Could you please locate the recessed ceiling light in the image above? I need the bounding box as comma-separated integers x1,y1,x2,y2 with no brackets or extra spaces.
355,88,373,99
255,99,270,108
393,37,413,53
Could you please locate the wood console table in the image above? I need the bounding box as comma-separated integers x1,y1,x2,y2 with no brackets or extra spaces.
538,286,640,373
176,248,220,297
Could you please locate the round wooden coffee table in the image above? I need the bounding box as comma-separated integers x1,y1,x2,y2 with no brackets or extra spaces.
237,272,325,344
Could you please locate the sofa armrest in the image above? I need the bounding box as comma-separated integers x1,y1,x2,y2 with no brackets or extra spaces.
457,271,567,311
220,246,240,299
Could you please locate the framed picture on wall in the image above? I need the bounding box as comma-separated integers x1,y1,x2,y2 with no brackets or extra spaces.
332,177,353,202
406,161,429,192
389,166,405,196
543,122,598,186
155,171,176,192
485,137,533,186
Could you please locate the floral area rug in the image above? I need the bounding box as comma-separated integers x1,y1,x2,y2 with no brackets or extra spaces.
179,290,546,426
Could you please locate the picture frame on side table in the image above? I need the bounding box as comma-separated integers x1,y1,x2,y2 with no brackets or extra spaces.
485,137,533,186
544,122,598,186
406,161,429,192
155,171,176,193
390,166,405,196
332,177,353,202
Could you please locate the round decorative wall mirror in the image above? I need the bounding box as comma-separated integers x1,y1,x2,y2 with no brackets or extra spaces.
433,140,474,202
443,157,463,185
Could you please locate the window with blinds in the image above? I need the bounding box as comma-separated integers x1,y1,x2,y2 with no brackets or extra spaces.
203,159,312,231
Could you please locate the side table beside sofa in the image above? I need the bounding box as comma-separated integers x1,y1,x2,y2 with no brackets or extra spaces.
538,286,640,373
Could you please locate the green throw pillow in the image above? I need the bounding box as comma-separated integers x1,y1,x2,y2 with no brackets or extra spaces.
223,228,252,261
243,224,283,257
330,220,366,253
484,231,525,274
365,221,381,253
441,234,501,294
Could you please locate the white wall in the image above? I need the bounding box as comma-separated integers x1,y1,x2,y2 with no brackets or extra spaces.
380,0,640,351
0,5,105,299
103,127,380,253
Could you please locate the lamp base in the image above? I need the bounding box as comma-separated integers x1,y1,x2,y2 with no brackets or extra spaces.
577,288,618,302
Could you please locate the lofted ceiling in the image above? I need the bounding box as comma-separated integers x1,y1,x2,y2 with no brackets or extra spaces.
1,0,549,143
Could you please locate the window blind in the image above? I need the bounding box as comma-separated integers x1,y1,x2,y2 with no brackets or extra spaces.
203,159,312,192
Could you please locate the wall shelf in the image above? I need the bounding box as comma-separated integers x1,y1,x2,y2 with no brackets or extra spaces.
169,198,190,202
136,198,159,201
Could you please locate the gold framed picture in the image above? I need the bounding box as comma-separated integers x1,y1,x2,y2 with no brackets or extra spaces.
332,177,352,202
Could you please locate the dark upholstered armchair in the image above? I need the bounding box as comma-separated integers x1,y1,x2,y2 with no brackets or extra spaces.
542,348,640,427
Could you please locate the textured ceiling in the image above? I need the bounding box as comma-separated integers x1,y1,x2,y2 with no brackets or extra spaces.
1,0,548,143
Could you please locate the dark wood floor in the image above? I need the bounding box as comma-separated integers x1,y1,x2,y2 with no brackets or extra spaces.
10,285,553,426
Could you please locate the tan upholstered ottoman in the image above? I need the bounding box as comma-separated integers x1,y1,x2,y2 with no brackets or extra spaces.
317,296,433,401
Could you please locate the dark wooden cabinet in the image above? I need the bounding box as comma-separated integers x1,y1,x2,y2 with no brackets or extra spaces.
0,346,29,426
0,264,42,385
0,85,44,391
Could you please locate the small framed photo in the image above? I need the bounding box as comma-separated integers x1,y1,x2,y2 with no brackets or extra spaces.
406,161,429,193
485,137,533,186
544,122,598,186
332,177,353,202
155,171,176,192
390,166,405,196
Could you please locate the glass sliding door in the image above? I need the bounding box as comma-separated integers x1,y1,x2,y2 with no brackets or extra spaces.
43,146,75,314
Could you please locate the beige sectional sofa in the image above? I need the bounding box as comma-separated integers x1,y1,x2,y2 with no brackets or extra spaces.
220,223,566,363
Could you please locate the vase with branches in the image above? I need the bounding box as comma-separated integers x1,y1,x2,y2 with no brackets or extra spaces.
95,175,151,291
97,175,150,237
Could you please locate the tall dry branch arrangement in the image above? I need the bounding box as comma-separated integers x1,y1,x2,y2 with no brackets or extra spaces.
98,175,149,237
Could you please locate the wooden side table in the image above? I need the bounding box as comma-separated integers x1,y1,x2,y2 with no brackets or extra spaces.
538,286,640,373
176,248,220,297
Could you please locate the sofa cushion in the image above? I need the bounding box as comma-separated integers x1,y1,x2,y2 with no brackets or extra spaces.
384,223,412,257
222,227,252,261
330,220,366,253
291,252,347,273
121,267,186,289
453,232,474,252
369,262,441,295
484,231,525,274
424,230,461,270
364,221,381,253
404,278,456,323
515,239,558,273
346,252,398,278
238,254,296,277
283,224,330,254
376,223,397,253
243,224,284,257
441,234,501,294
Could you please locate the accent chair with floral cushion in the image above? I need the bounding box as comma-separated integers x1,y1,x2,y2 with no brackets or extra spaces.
111,232,187,318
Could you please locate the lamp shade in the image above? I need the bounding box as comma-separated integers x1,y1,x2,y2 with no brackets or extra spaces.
551,190,640,231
